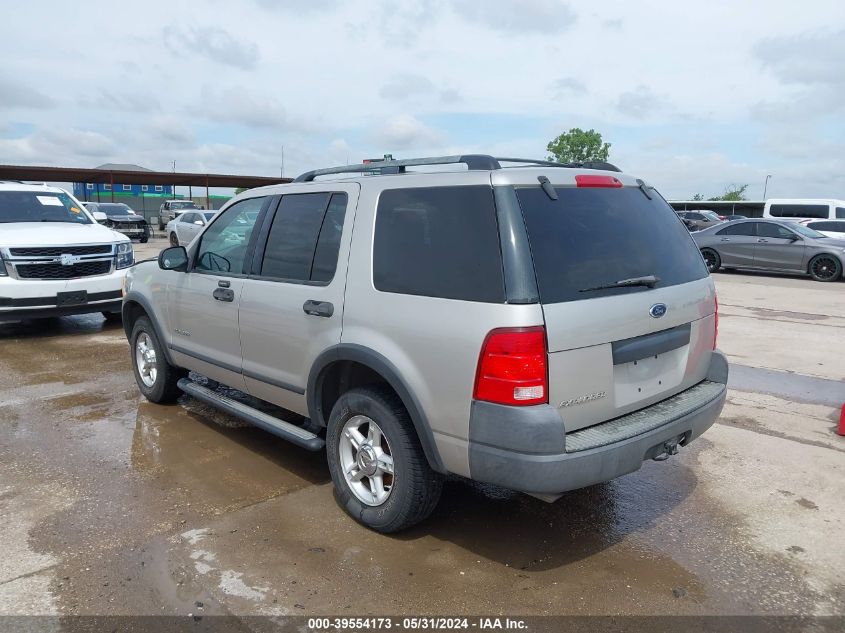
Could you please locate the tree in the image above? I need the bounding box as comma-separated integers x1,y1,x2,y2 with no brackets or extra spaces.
692,193,705,201
546,128,611,163
234,187,248,195
709,184,748,201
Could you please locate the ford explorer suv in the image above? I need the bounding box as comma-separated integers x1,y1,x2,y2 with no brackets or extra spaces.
122,155,727,532
0,182,133,322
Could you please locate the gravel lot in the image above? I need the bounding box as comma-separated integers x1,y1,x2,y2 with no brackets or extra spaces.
1,240,843,618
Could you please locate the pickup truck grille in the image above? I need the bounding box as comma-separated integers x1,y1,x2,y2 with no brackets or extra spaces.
16,260,112,279
9,245,113,257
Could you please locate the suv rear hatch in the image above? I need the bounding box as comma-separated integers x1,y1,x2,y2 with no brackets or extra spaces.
515,180,716,432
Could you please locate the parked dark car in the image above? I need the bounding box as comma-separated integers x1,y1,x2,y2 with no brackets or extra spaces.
84,202,150,242
692,218,844,282
677,210,725,231
724,215,747,221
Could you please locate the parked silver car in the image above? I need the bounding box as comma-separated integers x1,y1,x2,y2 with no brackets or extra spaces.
693,218,845,281
166,211,216,246
122,154,727,532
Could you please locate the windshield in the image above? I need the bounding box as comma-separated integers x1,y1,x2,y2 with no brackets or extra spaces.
171,201,197,209
99,203,134,217
0,191,92,224
702,211,722,221
789,223,826,239
516,186,708,304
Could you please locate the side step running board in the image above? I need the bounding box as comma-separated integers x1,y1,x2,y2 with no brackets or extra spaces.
177,378,325,451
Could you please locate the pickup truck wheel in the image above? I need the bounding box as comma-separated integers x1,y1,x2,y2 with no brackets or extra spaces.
130,316,185,403
326,386,443,533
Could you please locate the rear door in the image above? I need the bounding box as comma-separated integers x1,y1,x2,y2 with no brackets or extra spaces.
753,222,805,271
238,185,358,415
515,184,715,432
713,221,757,267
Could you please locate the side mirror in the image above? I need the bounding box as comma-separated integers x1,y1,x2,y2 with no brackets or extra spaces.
789,234,801,242
92,211,107,222
158,246,188,272
194,220,203,225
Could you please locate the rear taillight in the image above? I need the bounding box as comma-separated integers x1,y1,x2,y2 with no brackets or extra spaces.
713,295,719,350
474,327,548,406
575,174,623,188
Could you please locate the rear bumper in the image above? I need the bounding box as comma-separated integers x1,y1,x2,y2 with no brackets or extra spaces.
468,351,728,494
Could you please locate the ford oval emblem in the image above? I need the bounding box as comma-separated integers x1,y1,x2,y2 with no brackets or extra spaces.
649,303,667,318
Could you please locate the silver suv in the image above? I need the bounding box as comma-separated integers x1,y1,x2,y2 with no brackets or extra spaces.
122,155,727,532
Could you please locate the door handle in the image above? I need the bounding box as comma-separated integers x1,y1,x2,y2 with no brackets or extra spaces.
720,238,731,242
213,287,235,302
303,300,334,318
757,239,769,243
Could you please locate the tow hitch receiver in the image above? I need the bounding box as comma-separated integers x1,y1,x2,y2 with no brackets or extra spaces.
652,436,681,461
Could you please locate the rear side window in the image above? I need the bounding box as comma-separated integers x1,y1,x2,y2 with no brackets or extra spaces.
373,186,505,302
517,187,708,304
260,192,348,283
836,207,845,219
717,222,755,236
769,204,829,218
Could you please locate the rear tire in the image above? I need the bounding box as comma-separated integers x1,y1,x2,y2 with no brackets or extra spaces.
130,316,186,403
701,248,721,273
326,386,443,533
808,254,842,282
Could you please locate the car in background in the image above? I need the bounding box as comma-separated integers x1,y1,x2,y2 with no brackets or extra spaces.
158,199,200,230
0,183,132,322
799,219,845,240
84,202,149,243
724,214,747,222
677,210,724,231
693,218,845,282
166,210,216,246
764,198,845,221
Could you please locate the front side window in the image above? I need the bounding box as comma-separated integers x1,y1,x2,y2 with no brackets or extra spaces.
194,197,265,274
0,191,91,224
180,213,197,223
755,222,796,239
259,192,348,283
373,186,505,302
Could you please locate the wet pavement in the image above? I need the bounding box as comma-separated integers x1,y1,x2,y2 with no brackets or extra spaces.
0,262,843,618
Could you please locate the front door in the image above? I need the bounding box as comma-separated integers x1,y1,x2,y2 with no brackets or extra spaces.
753,222,805,271
238,185,359,415
168,195,269,389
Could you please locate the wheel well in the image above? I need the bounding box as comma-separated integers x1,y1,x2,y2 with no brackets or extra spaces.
317,361,393,427
121,300,147,338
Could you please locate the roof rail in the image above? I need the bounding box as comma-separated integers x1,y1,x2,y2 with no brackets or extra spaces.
293,154,621,182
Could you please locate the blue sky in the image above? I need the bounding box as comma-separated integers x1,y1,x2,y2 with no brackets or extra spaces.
1,0,843,200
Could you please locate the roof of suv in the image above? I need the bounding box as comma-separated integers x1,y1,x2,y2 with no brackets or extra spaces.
0,182,67,194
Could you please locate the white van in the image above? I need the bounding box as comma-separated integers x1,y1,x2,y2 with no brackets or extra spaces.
763,198,845,221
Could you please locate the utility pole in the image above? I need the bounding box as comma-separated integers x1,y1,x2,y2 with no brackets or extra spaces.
281,146,285,179
763,174,772,199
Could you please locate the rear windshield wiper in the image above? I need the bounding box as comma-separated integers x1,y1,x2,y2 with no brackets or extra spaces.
579,274,660,293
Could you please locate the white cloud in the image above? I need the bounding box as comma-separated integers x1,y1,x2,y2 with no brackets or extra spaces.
162,25,260,70
448,0,577,34
372,115,444,150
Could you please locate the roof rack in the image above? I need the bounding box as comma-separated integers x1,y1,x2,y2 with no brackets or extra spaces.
293,154,621,182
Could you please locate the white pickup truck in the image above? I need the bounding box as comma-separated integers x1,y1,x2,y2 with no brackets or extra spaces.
0,182,134,322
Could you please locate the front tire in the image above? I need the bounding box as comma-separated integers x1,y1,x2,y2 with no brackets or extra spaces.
701,248,721,273
169,232,179,247
130,316,186,403
326,386,443,533
808,254,842,282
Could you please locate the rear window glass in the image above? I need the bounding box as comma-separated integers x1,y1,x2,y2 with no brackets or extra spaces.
769,204,828,218
373,186,505,302
517,187,708,304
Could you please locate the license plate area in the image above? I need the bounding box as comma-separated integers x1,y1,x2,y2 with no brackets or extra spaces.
613,347,687,408
57,290,88,307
